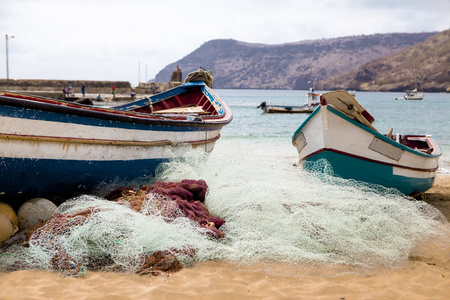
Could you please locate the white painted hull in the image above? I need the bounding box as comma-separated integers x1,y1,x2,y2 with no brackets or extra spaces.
0,82,232,204
0,116,221,161
293,101,440,195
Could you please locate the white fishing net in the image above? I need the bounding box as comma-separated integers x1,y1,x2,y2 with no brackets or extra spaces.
0,140,447,276
157,141,448,269
0,194,220,276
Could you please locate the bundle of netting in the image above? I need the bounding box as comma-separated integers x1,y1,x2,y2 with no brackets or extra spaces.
106,179,225,239
0,179,225,277
184,69,213,88
156,141,449,270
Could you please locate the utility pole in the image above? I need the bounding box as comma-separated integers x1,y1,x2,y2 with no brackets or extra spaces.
138,61,141,84
6,34,15,89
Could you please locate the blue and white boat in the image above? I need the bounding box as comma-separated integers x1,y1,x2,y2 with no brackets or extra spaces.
292,90,441,195
0,75,232,207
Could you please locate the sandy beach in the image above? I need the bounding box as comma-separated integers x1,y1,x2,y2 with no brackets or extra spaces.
0,175,449,300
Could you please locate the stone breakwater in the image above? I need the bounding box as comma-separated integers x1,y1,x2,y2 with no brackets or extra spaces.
0,79,132,94
0,79,182,101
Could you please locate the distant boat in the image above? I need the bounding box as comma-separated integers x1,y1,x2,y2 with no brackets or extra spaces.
404,88,424,100
0,71,232,206
257,70,320,114
256,88,320,114
404,59,424,100
292,90,441,195
346,88,356,97
306,87,321,107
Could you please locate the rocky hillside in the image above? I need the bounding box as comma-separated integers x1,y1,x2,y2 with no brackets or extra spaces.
156,32,435,90
319,29,450,92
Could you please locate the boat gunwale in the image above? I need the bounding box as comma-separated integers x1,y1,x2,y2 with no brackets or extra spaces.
293,104,441,159
0,91,232,128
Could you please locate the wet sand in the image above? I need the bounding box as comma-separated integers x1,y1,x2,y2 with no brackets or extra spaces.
0,175,449,300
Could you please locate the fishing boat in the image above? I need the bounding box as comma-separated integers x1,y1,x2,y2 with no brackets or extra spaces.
256,87,320,114
292,90,441,195
0,71,232,207
256,87,319,113
256,97,318,114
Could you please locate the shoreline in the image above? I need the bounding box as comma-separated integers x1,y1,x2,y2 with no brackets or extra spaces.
423,174,450,220
0,174,449,299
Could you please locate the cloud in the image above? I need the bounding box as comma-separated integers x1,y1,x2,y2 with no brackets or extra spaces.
0,0,449,86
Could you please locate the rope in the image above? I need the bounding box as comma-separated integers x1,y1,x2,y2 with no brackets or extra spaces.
184,69,213,88
145,95,153,113
204,121,208,152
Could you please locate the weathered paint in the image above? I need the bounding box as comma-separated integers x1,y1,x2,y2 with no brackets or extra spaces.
0,82,232,205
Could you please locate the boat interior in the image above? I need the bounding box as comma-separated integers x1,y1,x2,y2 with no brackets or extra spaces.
386,132,439,155
1,87,221,117
113,88,219,116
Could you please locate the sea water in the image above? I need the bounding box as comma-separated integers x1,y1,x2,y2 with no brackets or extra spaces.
2,90,449,274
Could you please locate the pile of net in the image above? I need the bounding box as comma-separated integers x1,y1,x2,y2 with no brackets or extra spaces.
0,179,225,277
184,69,213,88
106,179,225,239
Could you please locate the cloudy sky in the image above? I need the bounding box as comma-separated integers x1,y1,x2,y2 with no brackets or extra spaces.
1,0,449,86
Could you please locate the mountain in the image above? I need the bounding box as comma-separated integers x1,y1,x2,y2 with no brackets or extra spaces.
155,32,435,90
318,29,450,92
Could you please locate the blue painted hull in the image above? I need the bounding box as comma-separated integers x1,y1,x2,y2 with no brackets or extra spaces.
0,157,166,208
303,150,436,195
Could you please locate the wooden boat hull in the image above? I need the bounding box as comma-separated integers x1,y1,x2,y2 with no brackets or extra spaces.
292,92,440,195
0,82,232,206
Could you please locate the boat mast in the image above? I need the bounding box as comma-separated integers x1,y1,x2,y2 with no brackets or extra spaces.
306,68,316,106
308,68,315,92
413,58,418,92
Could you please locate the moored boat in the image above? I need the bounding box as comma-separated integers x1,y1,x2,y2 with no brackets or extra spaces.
256,70,320,114
256,101,317,114
0,71,232,207
404,88,424,100
404,59,424,100
292,90,441,195
256,87,320,114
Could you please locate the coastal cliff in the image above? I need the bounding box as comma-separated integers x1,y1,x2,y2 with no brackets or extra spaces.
156,32,436,90
319,29,450,92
